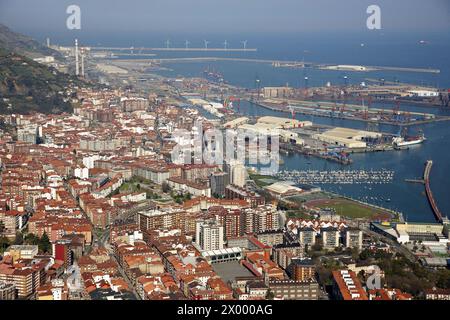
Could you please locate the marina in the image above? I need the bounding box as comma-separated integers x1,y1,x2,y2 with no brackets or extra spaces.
275,169,395,185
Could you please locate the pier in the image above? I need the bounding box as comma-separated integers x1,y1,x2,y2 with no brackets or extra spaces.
423,160,444,223
405,178,425,184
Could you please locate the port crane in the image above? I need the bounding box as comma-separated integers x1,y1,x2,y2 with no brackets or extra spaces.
392,101,401,123
288,105,296,119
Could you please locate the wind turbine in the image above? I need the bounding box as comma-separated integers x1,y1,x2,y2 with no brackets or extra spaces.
204,40,210,49
241,40,248,50
223,40,228,50
165,39,170,49
185,40,190,49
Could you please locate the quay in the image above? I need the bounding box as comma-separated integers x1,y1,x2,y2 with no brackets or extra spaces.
423,160,444,223
245,99,450,127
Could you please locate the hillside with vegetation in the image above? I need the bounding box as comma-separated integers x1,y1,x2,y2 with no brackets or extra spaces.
0,47,84,114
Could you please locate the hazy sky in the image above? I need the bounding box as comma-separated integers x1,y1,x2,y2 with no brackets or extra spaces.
1,0,449,36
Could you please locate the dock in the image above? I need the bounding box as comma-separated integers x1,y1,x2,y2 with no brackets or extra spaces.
423,160,444,223
245,99,449,127
405,179,425,184
280,143,352,165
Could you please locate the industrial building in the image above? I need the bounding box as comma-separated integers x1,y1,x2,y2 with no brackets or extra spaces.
262,87,293,99
238,121,305,145
223,117,249,129
313,127,381,149
257,116,312,129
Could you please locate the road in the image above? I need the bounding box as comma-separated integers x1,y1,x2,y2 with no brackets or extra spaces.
92,226,142,300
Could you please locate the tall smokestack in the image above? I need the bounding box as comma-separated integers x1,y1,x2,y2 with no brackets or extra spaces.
75,39,79,76
81,49,85,77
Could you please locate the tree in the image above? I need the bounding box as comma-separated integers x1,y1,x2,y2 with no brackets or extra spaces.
39,232,51,254
162,182,170,193
14,232,24,245
0,236,10,253
436,270,450,289
24,233,40,245
266,289,275,300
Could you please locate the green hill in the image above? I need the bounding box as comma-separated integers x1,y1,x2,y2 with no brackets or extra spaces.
0,48,84,114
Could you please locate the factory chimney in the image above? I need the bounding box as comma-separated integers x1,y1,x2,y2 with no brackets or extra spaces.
75,39,79,76
81,49,85,78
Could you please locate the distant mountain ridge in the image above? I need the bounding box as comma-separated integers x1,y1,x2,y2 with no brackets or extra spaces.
0,23,63,60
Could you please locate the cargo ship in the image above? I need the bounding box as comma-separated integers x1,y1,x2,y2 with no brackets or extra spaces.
392,134,426,148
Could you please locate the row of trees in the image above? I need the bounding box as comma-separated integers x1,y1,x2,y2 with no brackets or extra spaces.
0,230,52,255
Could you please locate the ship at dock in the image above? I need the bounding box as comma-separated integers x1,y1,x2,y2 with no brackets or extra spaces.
392,130,426,148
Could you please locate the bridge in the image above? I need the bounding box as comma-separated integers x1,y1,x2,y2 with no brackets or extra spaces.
423,160,444,223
